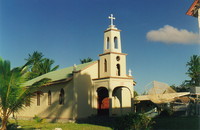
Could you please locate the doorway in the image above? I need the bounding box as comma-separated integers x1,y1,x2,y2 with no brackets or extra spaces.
97,87,109,116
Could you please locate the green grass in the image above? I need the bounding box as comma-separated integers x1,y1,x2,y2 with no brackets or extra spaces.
5,116,200,130
152,116,200,130
8,120,112,130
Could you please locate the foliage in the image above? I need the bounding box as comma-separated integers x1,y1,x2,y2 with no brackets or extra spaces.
170,83,190,92
159,107,173,117
133,91,138,98
25,51,59,80
114,113,154,130
133,91,140,105
33,115,43,123
186,55,200,86
80,57,93,64
0,57,50,130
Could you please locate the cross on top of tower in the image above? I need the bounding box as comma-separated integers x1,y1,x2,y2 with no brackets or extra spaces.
108,14,115,26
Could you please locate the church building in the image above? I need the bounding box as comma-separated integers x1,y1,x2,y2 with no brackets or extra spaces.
17,14,135,121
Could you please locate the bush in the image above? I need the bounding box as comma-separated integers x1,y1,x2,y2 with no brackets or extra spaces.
33,115,43,123
159,107,173,117
114,113,154,130
6,123,18,129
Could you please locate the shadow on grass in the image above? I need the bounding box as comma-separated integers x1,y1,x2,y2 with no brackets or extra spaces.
152,116,200,130
7,123,37,130
76,115,117,129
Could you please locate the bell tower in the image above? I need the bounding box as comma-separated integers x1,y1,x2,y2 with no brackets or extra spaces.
104,14,122,53
99,14,127,78
94,14,134,117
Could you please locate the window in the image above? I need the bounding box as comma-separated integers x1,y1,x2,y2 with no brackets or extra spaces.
59,88,64,105
116,56,120,61
116,64,120,76
48,90,51,105
25,96,30,107
104,59,107,72
107,37,110,49
114,37,118,49
37,92,40,106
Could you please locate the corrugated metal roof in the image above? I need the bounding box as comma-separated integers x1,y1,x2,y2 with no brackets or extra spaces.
24,61,97,86
186,0,199,17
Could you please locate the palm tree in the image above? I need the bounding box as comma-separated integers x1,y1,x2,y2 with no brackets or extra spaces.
25,51,44,80
0,57,50,130
25,51,59,80
25,51,44,73
80,57,93,64
186,55,200,86
38,58,59,75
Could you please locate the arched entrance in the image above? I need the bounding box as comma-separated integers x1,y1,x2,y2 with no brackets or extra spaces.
112,86,132,115
97,87,109,116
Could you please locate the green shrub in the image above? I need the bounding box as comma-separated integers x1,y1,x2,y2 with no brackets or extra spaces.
114,113,154,130
6,123,18,129
33,115,43,123
159,107,173,117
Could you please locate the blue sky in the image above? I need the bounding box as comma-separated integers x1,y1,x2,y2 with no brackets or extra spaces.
0,0,199,94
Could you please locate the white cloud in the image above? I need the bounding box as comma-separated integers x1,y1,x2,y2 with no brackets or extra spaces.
146,25,200,44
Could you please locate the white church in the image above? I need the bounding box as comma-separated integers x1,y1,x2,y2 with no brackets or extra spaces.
17,14,135,121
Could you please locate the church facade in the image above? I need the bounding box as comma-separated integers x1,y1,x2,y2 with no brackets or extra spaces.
17,14,135,121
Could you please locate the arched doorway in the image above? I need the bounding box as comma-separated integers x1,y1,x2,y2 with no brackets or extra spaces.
97,87,109,116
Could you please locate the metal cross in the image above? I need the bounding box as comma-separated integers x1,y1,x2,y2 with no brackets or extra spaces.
108,14,115,26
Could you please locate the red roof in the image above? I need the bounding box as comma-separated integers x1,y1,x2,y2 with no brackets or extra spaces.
186,0,199,17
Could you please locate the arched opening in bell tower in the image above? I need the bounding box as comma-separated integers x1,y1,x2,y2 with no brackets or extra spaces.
104,59,107,72
107,37,110,49
114,36,118,49
116,64,120,76
97,87,109,116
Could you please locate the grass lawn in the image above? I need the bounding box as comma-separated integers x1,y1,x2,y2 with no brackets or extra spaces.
7,120,112,130
4,116,199,130
152,116,200,130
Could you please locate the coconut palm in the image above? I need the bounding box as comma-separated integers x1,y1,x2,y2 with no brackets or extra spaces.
38,58,59,75
0,57,50,130
80,57,93,64
186,55,200,86
25,51,59,80
25,51,44,72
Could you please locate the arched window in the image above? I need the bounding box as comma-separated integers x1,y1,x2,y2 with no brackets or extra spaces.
114,37,118,49
104,59,107,72
37,92,40,106
116,64,120,76
107,37,110,49
59,88,64,105
48,90,51,105
25,96,30,107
